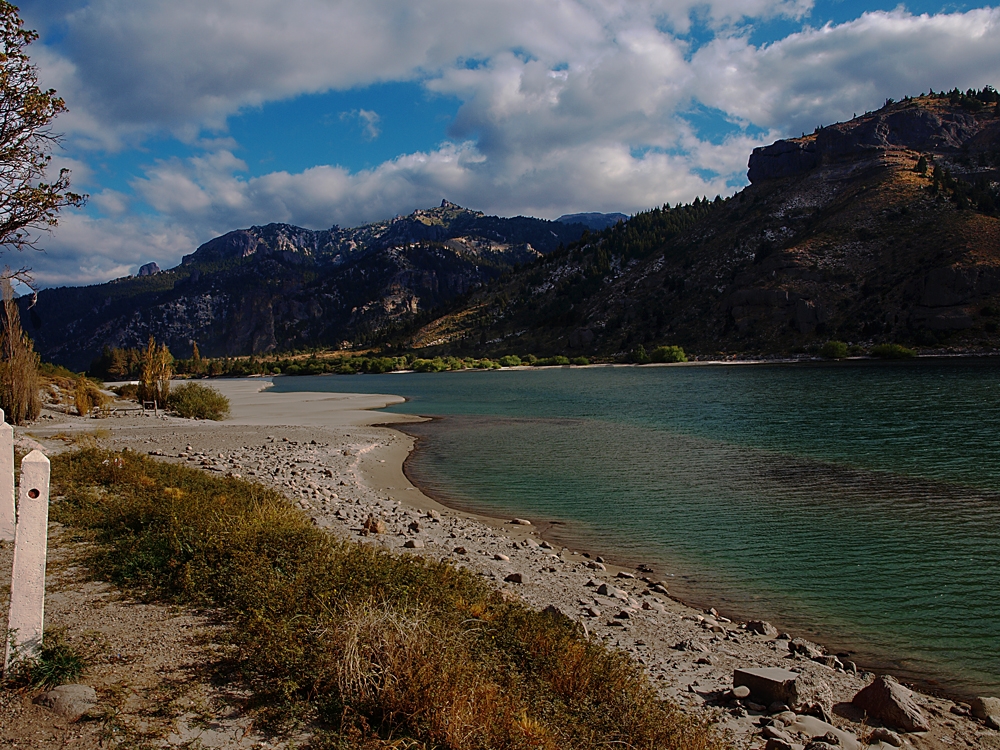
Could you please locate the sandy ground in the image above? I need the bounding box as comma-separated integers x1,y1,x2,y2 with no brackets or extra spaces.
3,376,996,749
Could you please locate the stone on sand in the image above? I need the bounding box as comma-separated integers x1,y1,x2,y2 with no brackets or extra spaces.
33,684,97,722
851,675,930,733
733,667,800,707
970,696,1000,729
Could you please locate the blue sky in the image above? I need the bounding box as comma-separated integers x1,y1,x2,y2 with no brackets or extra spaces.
8,0,1000,287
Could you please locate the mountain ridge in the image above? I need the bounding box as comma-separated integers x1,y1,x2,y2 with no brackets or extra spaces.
21,201,589,369
399,90,1000,358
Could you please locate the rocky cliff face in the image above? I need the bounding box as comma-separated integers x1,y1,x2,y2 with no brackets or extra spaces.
411,94,1000,356
25,202,587,369
749,97,998,183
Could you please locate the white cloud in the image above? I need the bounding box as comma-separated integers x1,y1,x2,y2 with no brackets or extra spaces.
3,211,198,288
13,2,1000,289
22,0,814,146
690,8,1000,134
341,109,382,140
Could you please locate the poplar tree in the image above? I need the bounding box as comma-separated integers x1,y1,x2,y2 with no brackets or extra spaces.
0,272,39,423
0,2,84,422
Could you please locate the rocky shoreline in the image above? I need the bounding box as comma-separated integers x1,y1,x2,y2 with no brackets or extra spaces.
23,379,999,749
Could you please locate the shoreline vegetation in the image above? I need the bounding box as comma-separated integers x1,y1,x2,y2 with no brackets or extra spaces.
48,447,726,750
87,337,988,382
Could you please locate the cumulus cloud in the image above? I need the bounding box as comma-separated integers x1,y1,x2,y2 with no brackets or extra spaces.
691,8,1000,135
13,2,1000,288
21,0,814,146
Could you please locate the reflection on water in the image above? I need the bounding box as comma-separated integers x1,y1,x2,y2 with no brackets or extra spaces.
271,359,1000,696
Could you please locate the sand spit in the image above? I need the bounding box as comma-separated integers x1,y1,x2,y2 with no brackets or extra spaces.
21,378,994,749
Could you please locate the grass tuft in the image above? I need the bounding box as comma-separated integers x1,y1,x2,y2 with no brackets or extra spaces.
50,448,730,749
4,630,87,689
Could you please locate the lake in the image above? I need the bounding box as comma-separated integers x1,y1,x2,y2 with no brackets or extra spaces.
270,358,1000,697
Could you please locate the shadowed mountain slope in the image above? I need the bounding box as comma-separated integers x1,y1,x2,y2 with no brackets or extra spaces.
23,202,587,369
404,91,1000,357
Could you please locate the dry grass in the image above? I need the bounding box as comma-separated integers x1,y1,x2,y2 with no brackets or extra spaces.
50,448,731,750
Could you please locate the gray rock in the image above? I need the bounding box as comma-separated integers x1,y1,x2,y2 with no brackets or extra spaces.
586,561,607,571
408,520,422,532
504,572,524,584
403,539,424,549
453,546,468,555
790,637,824,659
584,607,601,617
732,685,751,699
511,518,532,525
851,675,930,733
970,696,1000,729
33,684,97,722
734,667,800,707
869,727,902,747
813,654,843,670
764,739,795,750
494,553,510,561
747,620,779,637
616,571,635,579
762,725,794,743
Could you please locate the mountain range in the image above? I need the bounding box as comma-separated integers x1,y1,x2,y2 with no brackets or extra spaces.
403,90,1000,358
20,88,1000,369
21,202,597,369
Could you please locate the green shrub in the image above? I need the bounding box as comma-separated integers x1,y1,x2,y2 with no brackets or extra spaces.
166,382,231,420
50,449,729,749
498,355,523,367
870,343,917,359
819,340,849,359
570,356,590,366
534,356,571,366
649,346,687,363
5,631,86,689
632,345,651,364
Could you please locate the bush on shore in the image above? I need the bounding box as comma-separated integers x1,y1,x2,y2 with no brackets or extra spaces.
869,343,917,359
819,340,849,359
166,382,231,420
74,377,109,416
649,346,687,364
51,449,729,750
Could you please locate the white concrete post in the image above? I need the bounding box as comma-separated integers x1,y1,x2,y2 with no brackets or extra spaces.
5,450,51,669
0,409,13,542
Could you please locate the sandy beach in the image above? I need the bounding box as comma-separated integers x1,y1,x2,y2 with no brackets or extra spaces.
15,377,995,750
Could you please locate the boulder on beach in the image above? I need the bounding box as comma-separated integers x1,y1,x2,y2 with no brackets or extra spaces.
747,620,778,637
33,684,97,722
851,675,930,732
970,696,1000,729
733,667,799,707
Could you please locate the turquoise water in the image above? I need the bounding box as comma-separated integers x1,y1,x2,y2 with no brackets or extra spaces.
270,360,1000,697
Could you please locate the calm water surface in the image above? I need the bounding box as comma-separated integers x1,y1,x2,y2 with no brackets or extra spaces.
270,359,1000,696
